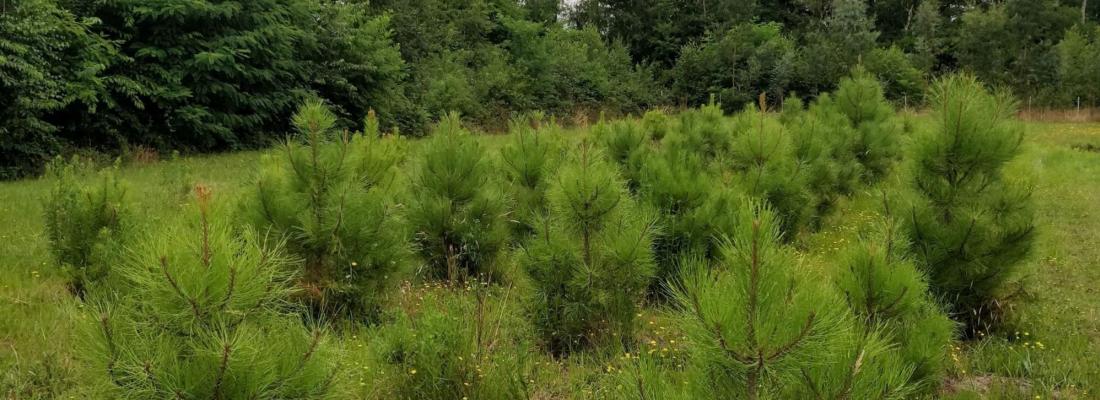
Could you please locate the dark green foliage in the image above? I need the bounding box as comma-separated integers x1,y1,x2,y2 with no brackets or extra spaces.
659,203,912,399
905,74,1035,334
799,0,880,93
1057,26,1100,107
408,113,509,281
308,3,415,133
87,189,338,399
670,22,796,111
0,0,117,179
500,114,563,240
59,0,407,149
953,0,1077,101
43,157,131,297
362,284,530,400
571,0,758,67
834,206,954,390
521,145,656,354
241,101,407,319
819,69,903,183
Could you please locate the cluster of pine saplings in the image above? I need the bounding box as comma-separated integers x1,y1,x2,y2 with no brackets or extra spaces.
42,71,1033,399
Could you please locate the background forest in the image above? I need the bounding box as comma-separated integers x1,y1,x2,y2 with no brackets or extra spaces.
3,0,1100,179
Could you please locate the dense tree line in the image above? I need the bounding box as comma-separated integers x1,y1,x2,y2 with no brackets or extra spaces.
3,0,1098,179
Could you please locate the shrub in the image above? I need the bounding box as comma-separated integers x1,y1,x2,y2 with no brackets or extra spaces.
499,115,563,240
408,113,509,282
358,283,530,400
864,46,926,106
86,187,338,399
240,101,407,319
0,0,118,179
645,202,913,399
521,145,656,354
820,68,903,183
904,74,1035,334
44,157,131,297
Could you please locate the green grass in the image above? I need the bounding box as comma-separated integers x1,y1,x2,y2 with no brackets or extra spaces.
2,120,1098,399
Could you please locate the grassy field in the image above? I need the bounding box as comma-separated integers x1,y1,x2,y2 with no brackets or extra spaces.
1,118,1098,399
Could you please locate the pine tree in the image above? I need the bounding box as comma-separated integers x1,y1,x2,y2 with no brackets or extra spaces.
782,94,859,225
657,202,912,399
500,114,563,240
594,118,650,191
44,157,132,297
521,143,656,354
408,112,509,282
241,101,407,319
905,74,1035,334
636,146,733,297
726,102,813,237
820,68,903,183
834,196,955,390
86,186,338,399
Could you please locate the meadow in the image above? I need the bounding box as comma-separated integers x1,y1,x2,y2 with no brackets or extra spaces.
2,83,1099,399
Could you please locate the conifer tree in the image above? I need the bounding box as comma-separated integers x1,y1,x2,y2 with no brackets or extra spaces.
637,145,736,296
521,144,656,354
904,74,1035,333
659,203,912,399
408,113,509,281
820,68,903,183
44,157,132,297
834,197,955,390
500,114,563,240
664,102,732,163
87,186,338,399
726,102,813,237
594,118,650,191
241,101,407,319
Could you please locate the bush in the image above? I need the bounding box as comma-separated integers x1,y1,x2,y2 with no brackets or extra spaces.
85,187,338,398
408,113,509,281
0,0,117,179
358,283,530,400
499,114,563,240
44,157,131,297
521,145,656,354
647,202,913,399
904,74,1035,334
819,68,902,183
240,101,408,320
